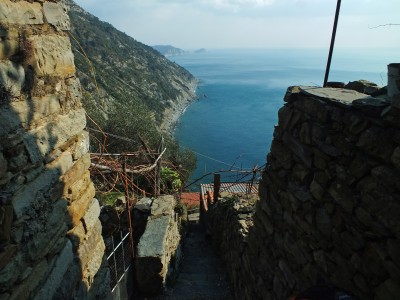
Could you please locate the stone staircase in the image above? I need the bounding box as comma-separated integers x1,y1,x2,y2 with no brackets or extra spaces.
158,221,232,300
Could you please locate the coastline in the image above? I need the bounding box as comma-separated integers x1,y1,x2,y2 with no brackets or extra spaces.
160,79,199,134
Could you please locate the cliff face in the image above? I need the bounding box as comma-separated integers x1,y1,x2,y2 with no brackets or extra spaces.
0,1,109,299
65,0,197,131
206,83,400,300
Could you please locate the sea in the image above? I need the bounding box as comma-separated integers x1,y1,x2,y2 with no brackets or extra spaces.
172,48,399,190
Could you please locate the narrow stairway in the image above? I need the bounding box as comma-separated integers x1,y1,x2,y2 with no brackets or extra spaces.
159,220,232,300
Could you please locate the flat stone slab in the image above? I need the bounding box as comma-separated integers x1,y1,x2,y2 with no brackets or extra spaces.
137,215,170,258
301,87,369,105
300,87,391,116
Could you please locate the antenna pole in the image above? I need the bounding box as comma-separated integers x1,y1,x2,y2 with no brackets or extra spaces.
324,0,342,87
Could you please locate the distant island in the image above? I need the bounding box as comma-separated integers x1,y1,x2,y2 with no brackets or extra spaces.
152,45,186,56
152,45,206,57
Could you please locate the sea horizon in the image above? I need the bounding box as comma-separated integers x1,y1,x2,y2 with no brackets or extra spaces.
172,48,399,190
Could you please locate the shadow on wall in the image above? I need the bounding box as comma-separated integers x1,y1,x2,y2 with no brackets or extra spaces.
0,15,110,300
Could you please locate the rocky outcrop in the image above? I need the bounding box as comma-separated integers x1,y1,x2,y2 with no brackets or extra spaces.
0,1,110,299
206,83,400,299
135,195,182,297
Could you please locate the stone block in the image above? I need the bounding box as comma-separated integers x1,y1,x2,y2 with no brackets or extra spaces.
284,86,302,102
43,2,70,31
0,39,19,60
12,152,71,218
0,61,25,97
27,35,75,77
67,182,95,228
0,0,43,25
299,122,311,144
136,201,181,297
82,198,101,233
277,105,293,130
66,170,91,201
67,221,86,252
375,279,400,300
150,195,175,217
8,259,48,300
357,126,395,161
77,219,103,270
270,139,292,170
23,108,86,162
72,131,89,160
10,95,61,127
27,199,68,260
32,240,73,300
293,95,329,122
282,132,312,168
83,235,105,287
328,181,354,213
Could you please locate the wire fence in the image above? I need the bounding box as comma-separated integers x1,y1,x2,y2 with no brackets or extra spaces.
105,230,132,291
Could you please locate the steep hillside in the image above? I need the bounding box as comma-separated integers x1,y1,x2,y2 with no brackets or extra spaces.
65,0,197,131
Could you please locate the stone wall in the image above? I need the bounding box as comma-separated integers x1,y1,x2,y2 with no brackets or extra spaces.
0,1,110,299
207,85,400,299
135,195,182,297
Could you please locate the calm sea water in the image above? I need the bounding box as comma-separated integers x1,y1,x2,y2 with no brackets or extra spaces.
173,48,398,189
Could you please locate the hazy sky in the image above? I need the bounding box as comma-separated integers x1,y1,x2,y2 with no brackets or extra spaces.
74,0,399,49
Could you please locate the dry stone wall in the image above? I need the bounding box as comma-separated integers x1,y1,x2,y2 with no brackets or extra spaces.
207,83,400,299
0,1,110,299
135,195,182,297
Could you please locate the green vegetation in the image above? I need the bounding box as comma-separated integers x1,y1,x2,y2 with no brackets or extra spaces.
161,167,182,193
96,191,125,207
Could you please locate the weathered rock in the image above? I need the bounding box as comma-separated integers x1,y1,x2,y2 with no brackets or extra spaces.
67,182,95,227
23,108,86,163
345,80,380,95
8,259,48,300
33,241,73,300
0,0,43,25
27,35,75,77
136,196,181,296
10,95,61,127
0,61,25,97
12,151,72,218
43,2,70,31
0,28,19,60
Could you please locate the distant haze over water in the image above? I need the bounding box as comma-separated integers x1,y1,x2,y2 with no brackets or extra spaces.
173,48,399,190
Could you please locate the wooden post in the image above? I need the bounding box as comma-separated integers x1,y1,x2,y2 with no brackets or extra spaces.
154,136,164,196
213,173,221,204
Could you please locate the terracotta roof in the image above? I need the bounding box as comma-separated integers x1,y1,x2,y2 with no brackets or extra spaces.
180,192,200,206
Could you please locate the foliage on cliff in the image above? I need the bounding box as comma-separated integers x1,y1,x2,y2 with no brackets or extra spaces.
65,0,196,183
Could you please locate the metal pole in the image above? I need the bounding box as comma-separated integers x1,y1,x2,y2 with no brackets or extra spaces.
323,0,342,87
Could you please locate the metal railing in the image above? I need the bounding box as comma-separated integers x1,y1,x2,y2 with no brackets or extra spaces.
106,230,132,291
